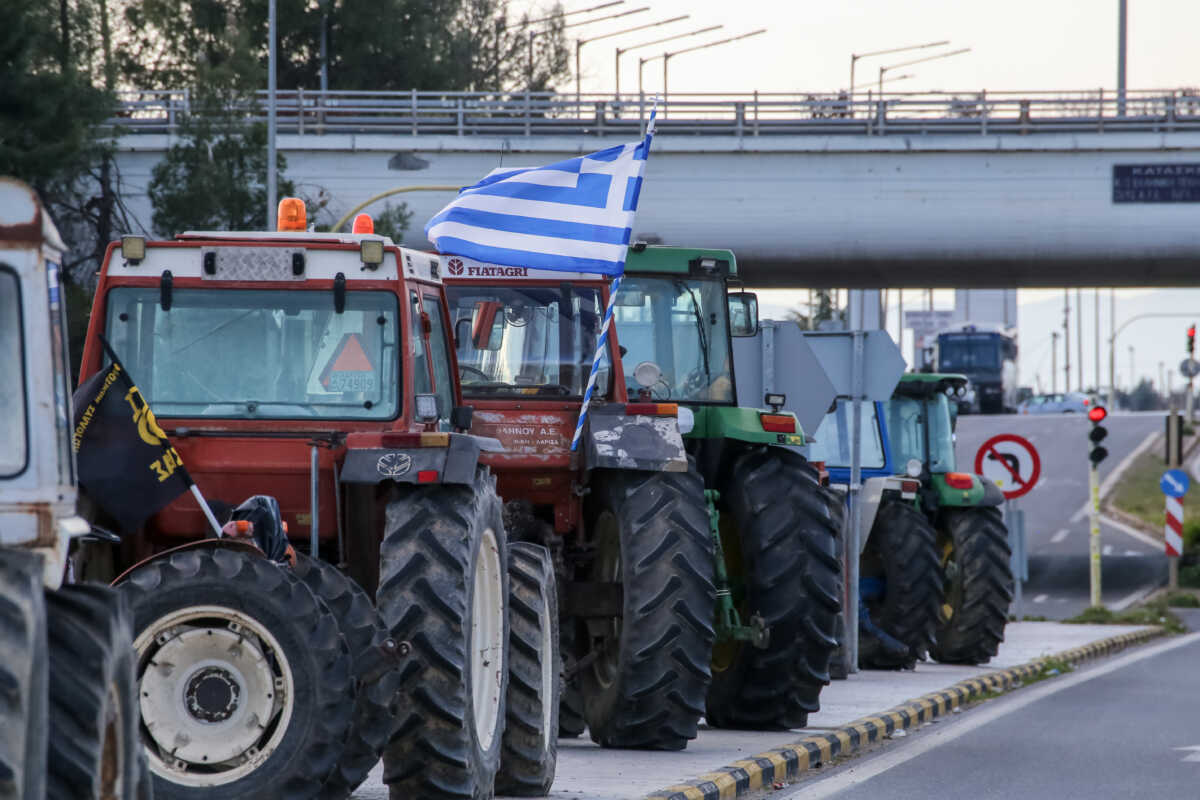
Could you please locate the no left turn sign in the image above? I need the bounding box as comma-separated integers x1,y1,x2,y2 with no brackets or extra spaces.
974,434,1041,500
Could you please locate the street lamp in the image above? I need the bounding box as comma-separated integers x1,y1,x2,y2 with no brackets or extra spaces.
849,40,949,95
528,5,649,89
615,24,722,96
639,29,767,103
575,15,689,101
877,47,970,96
518,0,623,28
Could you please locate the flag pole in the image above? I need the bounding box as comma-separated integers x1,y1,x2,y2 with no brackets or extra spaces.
190,482,225,538
570,100,657,452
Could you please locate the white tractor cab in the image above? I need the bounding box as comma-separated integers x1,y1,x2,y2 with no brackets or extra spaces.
0,178,91,582
1,178,146,799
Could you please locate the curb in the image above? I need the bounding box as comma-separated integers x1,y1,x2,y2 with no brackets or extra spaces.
646,627,1165,800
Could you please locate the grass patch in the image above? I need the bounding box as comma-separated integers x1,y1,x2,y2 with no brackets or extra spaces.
1108,445,1200,535
1064,596,1187,634
1008,614,1050,621
1166,591,1200,608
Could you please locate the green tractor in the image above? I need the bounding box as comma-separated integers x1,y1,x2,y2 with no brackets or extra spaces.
882,373,1014,664
614,246,842,729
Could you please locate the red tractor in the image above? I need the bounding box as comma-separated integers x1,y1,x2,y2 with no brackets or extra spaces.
444,256,715,751
76,203,559,799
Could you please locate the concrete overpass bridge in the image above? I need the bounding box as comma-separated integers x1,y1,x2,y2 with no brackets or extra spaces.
110,88,1200,288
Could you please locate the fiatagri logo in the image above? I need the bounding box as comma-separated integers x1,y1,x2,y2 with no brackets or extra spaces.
445,257,529,278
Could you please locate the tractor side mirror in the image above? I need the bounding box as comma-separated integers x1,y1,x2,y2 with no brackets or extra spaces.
471,301,504,350
728,292,758,337
451,405,474,432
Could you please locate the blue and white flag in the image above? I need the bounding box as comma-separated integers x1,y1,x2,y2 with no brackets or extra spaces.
425,112,656,276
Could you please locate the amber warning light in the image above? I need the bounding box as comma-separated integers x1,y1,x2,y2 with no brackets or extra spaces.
352,214,375,234
277,197,306,231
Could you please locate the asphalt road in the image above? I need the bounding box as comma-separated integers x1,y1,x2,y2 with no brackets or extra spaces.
953,412,1168,619
790,613,1200,800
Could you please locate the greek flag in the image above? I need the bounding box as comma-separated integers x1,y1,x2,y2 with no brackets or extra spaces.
424,112,656,276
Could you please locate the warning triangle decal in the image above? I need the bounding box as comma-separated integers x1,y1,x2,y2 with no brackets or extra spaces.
320,333,376,388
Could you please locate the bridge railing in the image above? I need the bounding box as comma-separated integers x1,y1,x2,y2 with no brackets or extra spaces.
106,88,1200,137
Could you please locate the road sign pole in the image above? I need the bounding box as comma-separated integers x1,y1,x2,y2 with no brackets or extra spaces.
1088,461,1102,608
844,327,866,675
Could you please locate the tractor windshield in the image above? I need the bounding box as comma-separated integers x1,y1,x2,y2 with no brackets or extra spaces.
445,284,607,398
103,287,401,419
613,275,733,403
0,266,26,476
884,394,956,473
808,399,886,469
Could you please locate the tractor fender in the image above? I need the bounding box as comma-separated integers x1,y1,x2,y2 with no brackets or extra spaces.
110,537,266,587
583,404,688,474
930,473,1005,508
339,432,487,487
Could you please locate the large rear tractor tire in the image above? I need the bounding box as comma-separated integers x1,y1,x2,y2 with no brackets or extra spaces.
118,546,355,800
290,552,399,798
580,468,715,750
930,507,1014,665
377,470,509,800
557,620,586,738
706,448,841,730
0,549,48,800
859,500,944,669
45,583,139,800
496,542,559,796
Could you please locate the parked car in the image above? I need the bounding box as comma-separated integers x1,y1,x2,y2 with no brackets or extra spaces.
1018,391,1091,414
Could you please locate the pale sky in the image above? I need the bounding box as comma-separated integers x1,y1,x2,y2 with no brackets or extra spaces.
528,0,1199,96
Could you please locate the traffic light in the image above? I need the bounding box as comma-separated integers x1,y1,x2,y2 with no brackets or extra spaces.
1088,405,1108,466
1188,325,1196,355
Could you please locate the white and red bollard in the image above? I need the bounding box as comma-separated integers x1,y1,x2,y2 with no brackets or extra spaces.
1165,495,1184,558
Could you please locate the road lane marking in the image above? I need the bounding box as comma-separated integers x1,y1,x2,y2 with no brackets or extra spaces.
1100,513,1162,549
1033,594,1049,604
1103,544,1113,556
1123,550,1144,557
1050,528,1070,544
789,632,1200,799
1112,583,1161,611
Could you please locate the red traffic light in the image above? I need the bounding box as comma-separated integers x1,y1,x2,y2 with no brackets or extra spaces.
1190,326,1196,338
1088,405,1108,423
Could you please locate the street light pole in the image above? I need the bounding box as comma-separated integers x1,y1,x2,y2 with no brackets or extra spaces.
267,0,277,226
528,5,645,89
640,29,767,105
615,24,721,95
878,46,970,96
575,13,686,101
1117,0,1128,116
849,39,950,95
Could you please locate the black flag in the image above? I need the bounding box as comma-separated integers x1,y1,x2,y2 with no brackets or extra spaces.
72,348,192,533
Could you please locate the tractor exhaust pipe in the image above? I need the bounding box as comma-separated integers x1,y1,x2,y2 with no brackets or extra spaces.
310,443,320,558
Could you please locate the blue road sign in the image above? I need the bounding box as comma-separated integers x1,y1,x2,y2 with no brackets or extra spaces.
1161,469,1191,498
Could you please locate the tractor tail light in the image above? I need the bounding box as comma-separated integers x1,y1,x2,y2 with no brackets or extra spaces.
625,403,678,416
900,479,921,495
760,413,796,434
945,472,975,489
379,432,451,448
417,470,439,483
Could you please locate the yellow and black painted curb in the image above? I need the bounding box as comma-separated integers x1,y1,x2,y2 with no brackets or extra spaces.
646,627,1163,800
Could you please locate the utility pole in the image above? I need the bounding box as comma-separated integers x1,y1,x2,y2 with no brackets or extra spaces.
267,0,277,226
1117,0,1128,116
1063,289,1071,393
1094,289,1101,395
1109,289,1116,408
1076,288,1083,391
1051,331,1059,393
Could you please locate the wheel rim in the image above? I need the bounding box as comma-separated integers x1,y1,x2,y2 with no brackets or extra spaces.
590,510,622,689
539,581,555,751
99,682,124,800
133,605,295,787
472,526,505,751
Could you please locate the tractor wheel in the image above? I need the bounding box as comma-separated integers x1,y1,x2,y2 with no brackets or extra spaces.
557,620,586,738
45,583,139,800
496,542,559,796
580,469,715,750
0,549,47,800
707,447,841,730
118,546,355,800
290,552,399,798
859,500,944,669
930,507,1014,665
377,469,508,800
